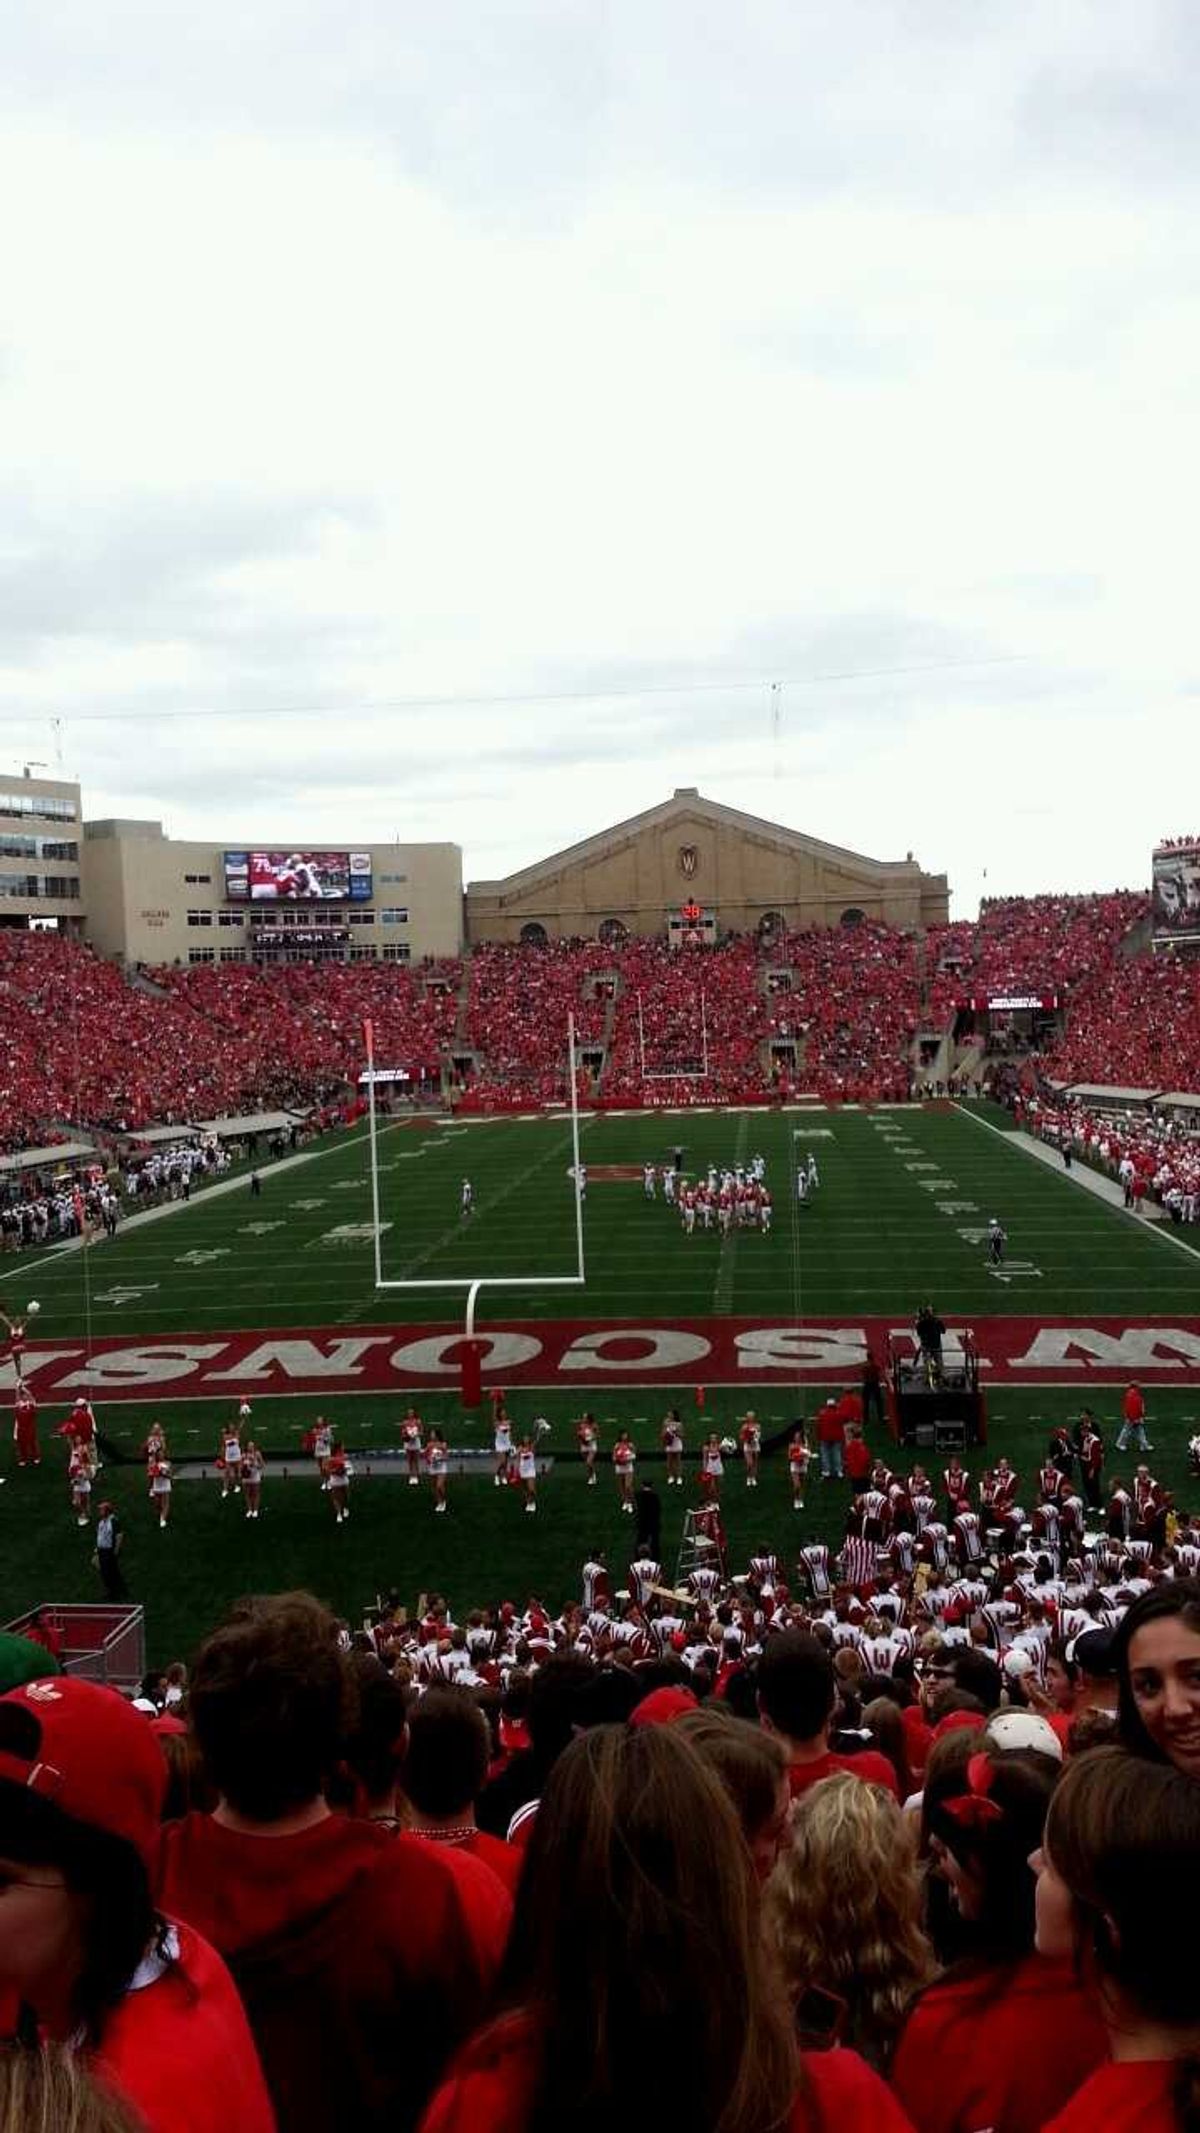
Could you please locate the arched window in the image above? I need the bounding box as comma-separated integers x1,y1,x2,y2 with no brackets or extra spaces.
840,907,866,929
598,918,628,947
519,922,548,948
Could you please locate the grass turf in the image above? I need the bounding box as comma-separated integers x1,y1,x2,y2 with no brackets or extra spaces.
2,1101,1199,1661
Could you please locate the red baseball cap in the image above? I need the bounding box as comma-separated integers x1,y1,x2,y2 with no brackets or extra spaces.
629,1686,699,1729
0,1677,167,1869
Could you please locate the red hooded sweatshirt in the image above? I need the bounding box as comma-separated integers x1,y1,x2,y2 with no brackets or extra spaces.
158,1812,491,2133
419,2011,917,2133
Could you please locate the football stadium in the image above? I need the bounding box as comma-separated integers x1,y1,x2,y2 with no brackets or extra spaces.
3,779,1199,1668
4,13,1200,2131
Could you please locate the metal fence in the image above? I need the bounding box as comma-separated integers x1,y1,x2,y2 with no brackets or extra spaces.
4,1603,146,1691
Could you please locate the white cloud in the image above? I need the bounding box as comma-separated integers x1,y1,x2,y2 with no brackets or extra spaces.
0,0,1197,915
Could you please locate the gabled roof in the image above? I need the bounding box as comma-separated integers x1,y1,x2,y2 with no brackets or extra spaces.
469,788,928,896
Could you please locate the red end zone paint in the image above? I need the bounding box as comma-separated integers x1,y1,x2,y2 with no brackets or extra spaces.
5,1317,1200,1401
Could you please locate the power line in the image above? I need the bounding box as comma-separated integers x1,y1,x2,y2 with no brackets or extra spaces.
3,653,1028,727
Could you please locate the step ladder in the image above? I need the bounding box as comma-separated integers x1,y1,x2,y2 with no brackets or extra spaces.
675,1503,727,1588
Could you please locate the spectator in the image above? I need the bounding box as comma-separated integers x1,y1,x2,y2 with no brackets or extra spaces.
673,1704,791,1884
401,1686,524,1894
476,1653,594,1840
419,1723,917,2132
756,1632,900,1799
763,1771,934,2069
0,1678,274,2133
0,2042,146,2133
1033,1746,1200,2131
1113,1577,1200,1778
891,1747,1106,2133
158,1592,489,2133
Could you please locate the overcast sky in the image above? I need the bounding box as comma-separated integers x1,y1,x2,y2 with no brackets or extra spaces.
2,0,1196,917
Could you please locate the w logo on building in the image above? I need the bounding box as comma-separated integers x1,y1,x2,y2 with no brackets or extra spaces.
677,845,699,879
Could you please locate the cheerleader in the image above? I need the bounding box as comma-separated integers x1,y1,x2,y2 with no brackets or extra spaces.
425,1429,449,1513
69,1442,92,1526
218,1419,244,1498
310,1412,334,1490
242,1439,264,1520
327,1446,352,1524
13,1381,40,1467
149,1456,173,1530
63,1396,99,1479
575,1411,600,1486
0,1309,28,1378
700,1432,724,1500
613,1430,636,1512
660,1407,684,1487
517,1433,538,1514
738,1410,761,1488
493,1404,514,1489
143,1419,168,1469
399,1404,424,1485
788,1427,811,1510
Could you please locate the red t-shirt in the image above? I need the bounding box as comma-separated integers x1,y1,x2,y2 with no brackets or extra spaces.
788,1750,900,1801
890,1955,1108,2133
1123,1387,1145,1424
1044,2059,1179,2132
419,2011,917,2133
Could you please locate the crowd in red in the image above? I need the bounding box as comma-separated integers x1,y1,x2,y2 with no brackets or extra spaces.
4,1478,1200,2133
926,892,1146,1021
1,888,1196,1152
1041,947,1200,1094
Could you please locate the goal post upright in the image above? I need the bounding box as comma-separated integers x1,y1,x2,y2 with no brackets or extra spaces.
366,1013,586,1319
364,1016,384,1291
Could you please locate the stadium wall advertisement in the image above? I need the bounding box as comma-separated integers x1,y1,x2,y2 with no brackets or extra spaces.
6,1316,1200,1399
1152,841,1200,944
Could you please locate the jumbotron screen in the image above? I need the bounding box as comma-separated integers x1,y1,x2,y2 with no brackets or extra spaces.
1152,841,1200,943
223,850,373,903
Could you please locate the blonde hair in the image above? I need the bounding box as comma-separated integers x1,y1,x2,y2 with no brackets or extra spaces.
763,1772,934,2068
0,2045,145,2133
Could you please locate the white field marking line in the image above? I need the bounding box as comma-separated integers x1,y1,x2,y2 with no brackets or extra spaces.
0,1119,416,1290
344,1118,593,1316
953,1103,1200,1266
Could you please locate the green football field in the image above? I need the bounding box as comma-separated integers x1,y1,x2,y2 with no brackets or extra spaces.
2,1100,1199,1662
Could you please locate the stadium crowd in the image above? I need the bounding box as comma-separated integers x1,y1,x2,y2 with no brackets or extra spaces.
1016,1092,1200,1222
2,887,1198,1164
4,1426,1200,2133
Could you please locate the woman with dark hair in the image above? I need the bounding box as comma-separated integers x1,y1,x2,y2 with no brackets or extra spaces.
1034,1746,1200,2129
0,1678,274,2133
1113,1577,1200,1777
421,1723,916,2133
891,1747,1106,2133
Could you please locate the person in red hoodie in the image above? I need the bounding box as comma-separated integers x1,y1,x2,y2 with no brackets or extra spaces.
756,1630,900,1799
890,1745,1107,2133
0,1676,274,2133
400,1686,524,1897
419,1723,916,2133
157,1591,493,2133
1034,1746,1200,2132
